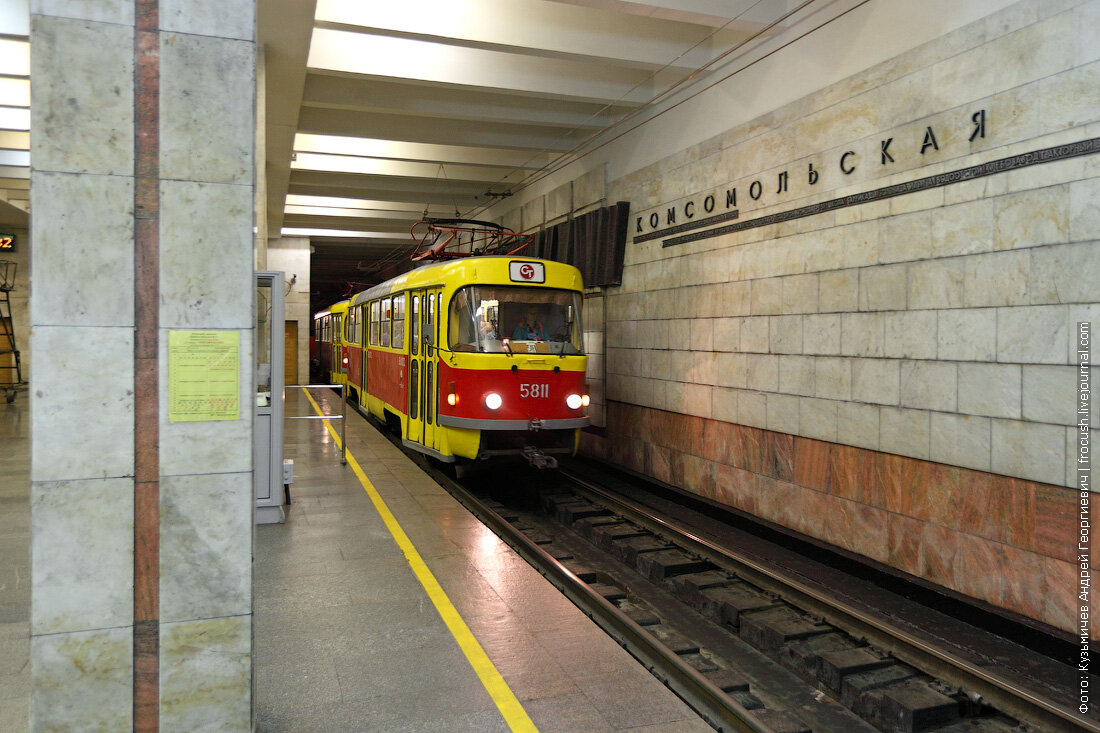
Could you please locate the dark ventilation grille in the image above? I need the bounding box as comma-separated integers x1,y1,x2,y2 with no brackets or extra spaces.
531,202,630,288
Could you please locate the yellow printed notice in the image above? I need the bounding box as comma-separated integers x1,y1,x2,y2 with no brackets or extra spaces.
168,330,240,422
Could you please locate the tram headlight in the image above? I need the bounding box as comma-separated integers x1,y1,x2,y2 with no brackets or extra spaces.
484,392,503,410
566,393,583,410
342,356,348,366
447,393,458,406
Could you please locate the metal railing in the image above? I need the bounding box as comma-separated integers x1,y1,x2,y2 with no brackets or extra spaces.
285,383,347,465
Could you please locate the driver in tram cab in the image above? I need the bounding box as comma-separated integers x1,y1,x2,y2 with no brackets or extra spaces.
512,307,546,340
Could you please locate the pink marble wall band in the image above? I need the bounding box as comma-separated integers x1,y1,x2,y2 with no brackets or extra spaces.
598,400,1078,634
133,0,160,730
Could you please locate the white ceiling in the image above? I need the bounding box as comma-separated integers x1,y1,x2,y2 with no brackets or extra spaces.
258,0,796,290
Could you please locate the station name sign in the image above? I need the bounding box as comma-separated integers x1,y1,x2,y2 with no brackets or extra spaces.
637,113,1100,249
635,109,989,244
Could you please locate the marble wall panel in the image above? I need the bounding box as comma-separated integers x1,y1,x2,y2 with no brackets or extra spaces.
159,472,252,623
964,250,1030,307
907,259,964,310
837,401,879,451
31,478,132,635
769,315,803,354
929,200,994,259
31,16,133,176
765,393,799,435
159,180,253,329
992,419,1066,485
879,407,931,461
778,355,815,397
1021,365,1076,425
1040,58,1100,133
1075,1,1100,65
929,412,992,473
937,309,997,362
993,185,1070,250
879,210,932,264
30,326,134,482
996,305,1069,364
160,616,250,732
31,627,132,731
30,172,134,327
883,311,937,359
30,0,134,24
160,0,255,40
859,264,908,312
850,358,900,406
745,354,779,393
739,317,769,353
840,313,884,357
160,32,254,185
1029,241,1100,305
957,363,1021,419
900,361,958,412
799,398,837,442
818,269,859,313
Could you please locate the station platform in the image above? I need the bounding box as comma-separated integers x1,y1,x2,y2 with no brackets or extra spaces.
254,387,709,731
0,385,709,730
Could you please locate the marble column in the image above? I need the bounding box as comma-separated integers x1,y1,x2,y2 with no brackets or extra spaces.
30,1,255,730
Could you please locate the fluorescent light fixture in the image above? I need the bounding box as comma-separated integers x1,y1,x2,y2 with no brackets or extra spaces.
285,194,452,214
0,39,29,77
284,205,420,220
280,227,416,239
0,79,28,108
0,107,29,131
0,150,28,166
293,133,546,169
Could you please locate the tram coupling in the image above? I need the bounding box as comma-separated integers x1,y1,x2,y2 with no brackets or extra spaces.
522,445,558,470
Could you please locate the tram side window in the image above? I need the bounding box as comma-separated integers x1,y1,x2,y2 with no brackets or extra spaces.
392,294,405,349
411,296,420,356
381,297,391,348
347,307,360,345
369,301,379,346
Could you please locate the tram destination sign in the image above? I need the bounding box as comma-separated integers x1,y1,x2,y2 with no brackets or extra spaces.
0,233,15,252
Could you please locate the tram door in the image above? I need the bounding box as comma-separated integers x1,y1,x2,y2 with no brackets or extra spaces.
408,289,442,453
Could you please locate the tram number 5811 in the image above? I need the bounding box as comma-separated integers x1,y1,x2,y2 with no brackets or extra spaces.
519,383,549,399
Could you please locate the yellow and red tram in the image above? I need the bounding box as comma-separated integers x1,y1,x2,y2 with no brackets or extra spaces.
344,256,589,467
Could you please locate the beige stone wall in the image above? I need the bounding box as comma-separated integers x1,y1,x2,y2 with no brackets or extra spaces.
607,0,1098,492
267,236,311,384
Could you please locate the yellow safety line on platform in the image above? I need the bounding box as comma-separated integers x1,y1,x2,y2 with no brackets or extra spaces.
302,390,538,733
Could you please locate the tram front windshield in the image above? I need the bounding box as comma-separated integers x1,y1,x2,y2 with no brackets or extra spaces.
449,286,583,355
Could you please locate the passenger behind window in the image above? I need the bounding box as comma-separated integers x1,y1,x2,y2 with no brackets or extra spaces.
512,307,546,340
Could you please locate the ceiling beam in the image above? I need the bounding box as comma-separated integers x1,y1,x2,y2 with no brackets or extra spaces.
297,105,583,152
300,74,634,130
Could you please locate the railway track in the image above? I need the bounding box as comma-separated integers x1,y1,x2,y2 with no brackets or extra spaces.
426,455,1095,733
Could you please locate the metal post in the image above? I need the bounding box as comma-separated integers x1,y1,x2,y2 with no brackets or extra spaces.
341,384,348,465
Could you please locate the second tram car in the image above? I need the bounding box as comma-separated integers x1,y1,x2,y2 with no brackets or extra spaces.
312,299,349,388
344,256,589,467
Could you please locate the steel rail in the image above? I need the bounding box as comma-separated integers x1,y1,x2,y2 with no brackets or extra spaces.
424,465,775,733
561,468,1096,733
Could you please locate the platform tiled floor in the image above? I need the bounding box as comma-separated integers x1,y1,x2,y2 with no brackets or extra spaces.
0,389,30,732
255,388,710,731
